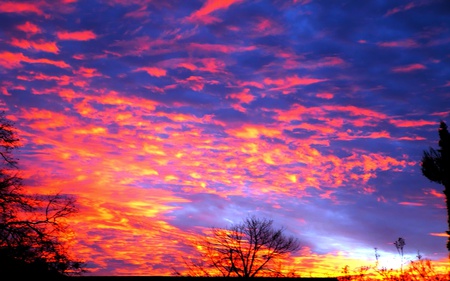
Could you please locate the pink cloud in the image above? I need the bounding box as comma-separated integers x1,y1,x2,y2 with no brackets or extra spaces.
197,58,226,73
385,0,432,16
16,22,42,34
189,43,256,53
316,92,334,99
237,81,265,89
135,67,167,77
56,30,97,41
252,17,284,37
385,2,417,16
304,57,345,69
187,0,243,24
377,39,419,48
226,88,255,112
391,63,426,72
110,36,175,57
124,5,151,18
264,75,327,93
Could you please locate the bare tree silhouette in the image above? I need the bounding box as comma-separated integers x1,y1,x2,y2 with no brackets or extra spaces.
180,215,301,277
0,112,84,277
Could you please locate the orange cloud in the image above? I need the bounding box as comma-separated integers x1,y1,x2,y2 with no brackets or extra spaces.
227,88,254,104
135,67,167,77
226,125,281,139
10,38,59,54
426,188,445,199
178,62,197,71
16,21,42,34
391,63,426,72
390,119,436,127
0,51,70,69
56,30,97,41
399,201,424,207
74,67,103,78
430,232,448,237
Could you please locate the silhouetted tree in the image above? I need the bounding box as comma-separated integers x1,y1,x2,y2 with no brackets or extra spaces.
421,121,450,253
182,216,301,277
0,113,84,277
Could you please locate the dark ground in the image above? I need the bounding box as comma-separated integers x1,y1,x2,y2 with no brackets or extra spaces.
70,277,338,281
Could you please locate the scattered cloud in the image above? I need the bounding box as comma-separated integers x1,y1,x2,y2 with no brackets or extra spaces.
56,30,97,41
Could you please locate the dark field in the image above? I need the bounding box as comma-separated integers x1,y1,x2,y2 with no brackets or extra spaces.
71,277,338,281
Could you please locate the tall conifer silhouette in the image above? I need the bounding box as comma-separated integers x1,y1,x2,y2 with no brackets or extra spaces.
421,121,450,253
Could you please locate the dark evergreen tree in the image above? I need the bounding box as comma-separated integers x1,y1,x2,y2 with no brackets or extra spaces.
421,121,450,253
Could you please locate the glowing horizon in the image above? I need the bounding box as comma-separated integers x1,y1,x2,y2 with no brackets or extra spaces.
1,0,449,276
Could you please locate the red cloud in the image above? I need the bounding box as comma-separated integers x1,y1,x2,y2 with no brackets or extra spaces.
16,22,42,34
0,2,43,15
10,38,59,54
392,63,426,73
56,30,97,41
136,67,167,77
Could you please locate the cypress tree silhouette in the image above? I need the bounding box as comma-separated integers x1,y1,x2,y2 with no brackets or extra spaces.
421,121,450,253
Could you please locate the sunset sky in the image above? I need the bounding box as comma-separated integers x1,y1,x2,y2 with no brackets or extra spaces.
1,0,450,276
